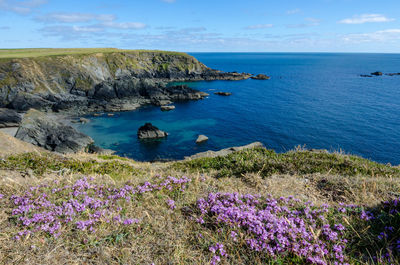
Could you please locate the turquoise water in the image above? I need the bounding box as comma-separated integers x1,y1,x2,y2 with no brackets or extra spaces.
74,53,400,164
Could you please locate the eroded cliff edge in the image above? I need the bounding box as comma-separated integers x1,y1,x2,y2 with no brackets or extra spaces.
0,50,251,113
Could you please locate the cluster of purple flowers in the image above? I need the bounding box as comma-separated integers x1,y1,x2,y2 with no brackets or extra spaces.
196,193,349,265
209,243,227,265
368,198,400,263
8,176,191,240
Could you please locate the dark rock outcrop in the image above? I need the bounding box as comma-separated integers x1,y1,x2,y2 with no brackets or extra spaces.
87,144,115,155
371,71,383,76
214,92,232,96
15,109,93,153
386,73,400,76
0,108,22,128
137,123,168,139
251,74,270,80
185,142,264,160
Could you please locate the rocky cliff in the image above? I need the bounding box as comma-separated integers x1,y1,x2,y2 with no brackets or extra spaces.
0,50,251,113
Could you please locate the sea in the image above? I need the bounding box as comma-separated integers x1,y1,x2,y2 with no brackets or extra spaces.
73,53,400,165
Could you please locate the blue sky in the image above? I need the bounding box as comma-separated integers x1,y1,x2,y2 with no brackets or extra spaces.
0,0,399,52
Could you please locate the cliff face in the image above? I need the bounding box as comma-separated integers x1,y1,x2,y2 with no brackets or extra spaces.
0,50,251,113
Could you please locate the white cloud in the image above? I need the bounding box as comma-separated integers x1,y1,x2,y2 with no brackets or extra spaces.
245,24,273,30
162,0,176,3
37,13,116,23
287,9,300,15
72,25,103,33
0,0,46,14
286,18,320,28
36,12,147,30
342,29,400,43
339,14,395,24
101,21,147,29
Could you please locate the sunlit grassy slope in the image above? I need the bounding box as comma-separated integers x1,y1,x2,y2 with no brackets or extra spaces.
1,146,400,264
0,48,188,59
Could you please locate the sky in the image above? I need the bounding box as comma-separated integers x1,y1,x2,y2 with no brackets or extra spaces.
0,0,399,52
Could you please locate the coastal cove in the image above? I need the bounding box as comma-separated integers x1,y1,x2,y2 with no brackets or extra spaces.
73,53,400,164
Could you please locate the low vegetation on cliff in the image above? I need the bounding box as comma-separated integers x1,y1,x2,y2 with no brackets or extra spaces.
1,145,399,264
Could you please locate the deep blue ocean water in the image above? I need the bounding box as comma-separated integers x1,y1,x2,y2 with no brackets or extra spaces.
73,53,400,165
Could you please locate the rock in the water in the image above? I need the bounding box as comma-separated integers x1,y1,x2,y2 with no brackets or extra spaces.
196,135,208,144
160,105,175,111
360,74,373,78
0,108,22,128
185,142,264,160
371,71,383,76
214,92,232,96
79,117,90,123
107,113,115,117
137,123,168,139
15,109,93,153
251,74,270,80
386,73,400,76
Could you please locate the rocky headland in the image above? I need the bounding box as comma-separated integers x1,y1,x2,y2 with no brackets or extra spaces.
0,49,251,114
0,49,254,153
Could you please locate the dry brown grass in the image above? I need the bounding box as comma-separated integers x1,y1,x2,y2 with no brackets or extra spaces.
1,150,399,264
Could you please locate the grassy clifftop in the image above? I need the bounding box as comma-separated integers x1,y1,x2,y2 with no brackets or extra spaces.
1,146,400,264
0,48,192,59
0,48,207,95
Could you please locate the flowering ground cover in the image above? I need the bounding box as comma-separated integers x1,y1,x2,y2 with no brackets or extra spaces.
1,150,400,264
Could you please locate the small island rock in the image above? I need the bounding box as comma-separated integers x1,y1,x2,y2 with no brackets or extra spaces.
251,74,270,80
161,105,176,111
137,123,168,139
214,92,232,96
196,135,209,144
79,117,90,123
371,71,383,76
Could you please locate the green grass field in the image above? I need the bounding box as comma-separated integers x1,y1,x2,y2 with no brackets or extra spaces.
0,48,188,59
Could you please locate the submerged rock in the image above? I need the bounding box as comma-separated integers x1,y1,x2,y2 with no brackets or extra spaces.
196,135,209,144
15,109,93,153
185,142,264,160
360,74,373,78
137,123,168,139
214,92,232,96
0,108,22,128
160,105,175,111
386,73,400,76
251,74,270,80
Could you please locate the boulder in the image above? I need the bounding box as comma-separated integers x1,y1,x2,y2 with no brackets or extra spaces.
87,144,115,155
196,135,209,144
0,108,22,128
161,105,175,111
371,71,383,76
251,74,270,80
185,142,264,160
79,117,90,123
137,123,168,139
214,92,232,96
15,109,93,153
